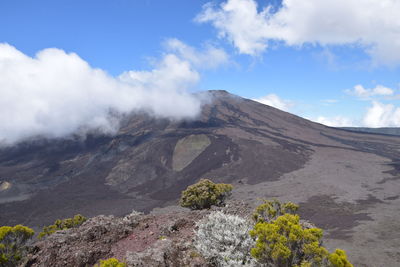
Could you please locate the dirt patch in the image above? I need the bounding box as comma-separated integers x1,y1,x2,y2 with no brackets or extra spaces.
299,195,375,240
111,211,206,261
172,134,211,171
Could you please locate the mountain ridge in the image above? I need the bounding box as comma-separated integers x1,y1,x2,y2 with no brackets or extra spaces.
1,90,400,266
340,127,400,136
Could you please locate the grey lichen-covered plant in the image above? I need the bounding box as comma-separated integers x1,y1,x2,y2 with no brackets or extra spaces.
194,211,256,267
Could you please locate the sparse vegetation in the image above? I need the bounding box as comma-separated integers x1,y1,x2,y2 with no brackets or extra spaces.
0,224,34,266
95,258,126,267
38,214,87,239
195,211,255,266
329,249,353,267
1,194,353,267
249,200,353,267
250,213,328,266
180,179,233,210
253,199,299,223
193,198,353,267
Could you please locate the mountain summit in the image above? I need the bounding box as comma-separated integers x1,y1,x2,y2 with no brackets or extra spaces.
1,90,399,266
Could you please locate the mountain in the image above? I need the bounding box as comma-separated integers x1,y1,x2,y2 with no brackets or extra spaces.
341,127,400,136
1,90,400,266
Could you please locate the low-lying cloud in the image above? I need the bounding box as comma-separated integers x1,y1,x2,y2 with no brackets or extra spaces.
363,101,400,127
0,41,226,145
315,116,354,127
252,93,292,112
314,83,400,127
197,0,400,65
348,84,394,99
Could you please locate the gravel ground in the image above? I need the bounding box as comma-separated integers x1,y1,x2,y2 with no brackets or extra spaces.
231,146,400,267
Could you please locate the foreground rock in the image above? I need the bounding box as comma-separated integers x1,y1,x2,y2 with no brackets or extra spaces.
22,210,208,266
22,201,253,266
24,213,140,266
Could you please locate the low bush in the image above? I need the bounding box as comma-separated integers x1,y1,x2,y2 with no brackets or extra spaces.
250,200,353,267
95,257,126,267
250,213,328,266
0,224,34,266
329,249,353,267
180,179,233,210
253,199,298,223
38,214,87,239
194,211,255,266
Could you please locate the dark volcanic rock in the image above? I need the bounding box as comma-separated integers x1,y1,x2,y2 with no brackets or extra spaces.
22,201,252,267
22,209,211,267
23,212,141,267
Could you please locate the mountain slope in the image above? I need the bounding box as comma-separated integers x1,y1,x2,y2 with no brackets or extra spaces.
1,90,400,266
341,127,400,136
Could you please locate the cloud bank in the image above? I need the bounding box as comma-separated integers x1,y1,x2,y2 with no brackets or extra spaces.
0,41,226,145
315,116,354,127
314,101,400,128
164,38,229,69
314,83,400,127
197,0,400,65
348,84,394,99
363,101,400,127
349,84,400,127
252,93,292,111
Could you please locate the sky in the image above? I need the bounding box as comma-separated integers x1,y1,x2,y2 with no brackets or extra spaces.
0,0,400,144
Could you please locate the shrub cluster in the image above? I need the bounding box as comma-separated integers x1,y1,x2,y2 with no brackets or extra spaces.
253,199,299,223
250,213,328,266
95,257,126,267
250,200,353,267
180,179,233,210
192,194,353,267
0,224,34,266
38,214,87,239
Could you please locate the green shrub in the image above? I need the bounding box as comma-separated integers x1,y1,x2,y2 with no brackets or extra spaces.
95,257,126,267
179,179,233,210
0,224,34,266
329,249,353,267
38,214,87,239
250,213,328,266
250,200,353,267
253,199,299,223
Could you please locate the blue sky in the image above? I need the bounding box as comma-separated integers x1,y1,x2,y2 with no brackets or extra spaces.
0,0,400,144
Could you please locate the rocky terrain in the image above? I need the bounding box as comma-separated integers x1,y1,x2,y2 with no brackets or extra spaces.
1,90,400,266
23,201,252,267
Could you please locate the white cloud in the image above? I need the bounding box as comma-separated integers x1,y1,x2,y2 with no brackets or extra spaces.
362,101,400,127
315,116,354,127
0,42,210,145
252,93,292,111
313,101,400,128
164,38,229,69
197,0,400,64
349,84,394,99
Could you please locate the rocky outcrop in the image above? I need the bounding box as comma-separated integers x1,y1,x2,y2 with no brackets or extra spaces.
23,212,141,267
125,239,206,267
21,201,252,267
